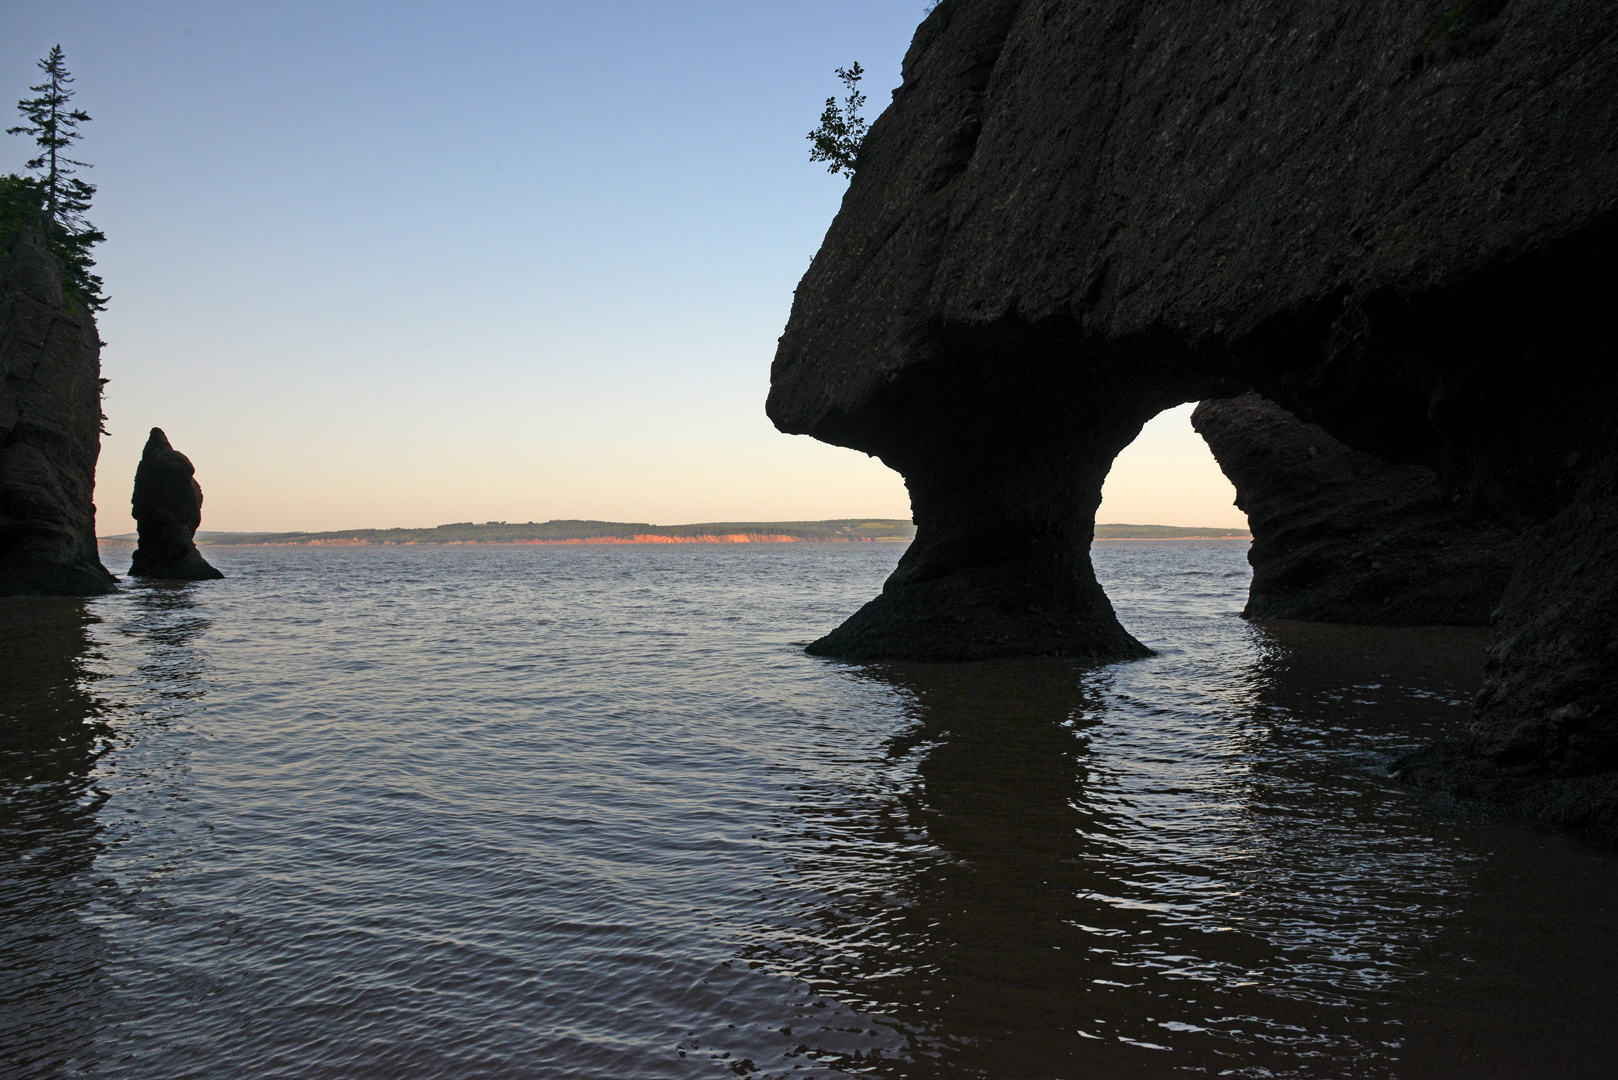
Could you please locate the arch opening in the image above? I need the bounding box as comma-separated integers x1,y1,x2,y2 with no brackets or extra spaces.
1095,403,1246,533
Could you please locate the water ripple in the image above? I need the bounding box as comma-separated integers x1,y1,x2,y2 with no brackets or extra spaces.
2,541,1616,1079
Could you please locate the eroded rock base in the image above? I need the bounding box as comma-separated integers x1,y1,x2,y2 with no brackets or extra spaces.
1396,448,1618,843
0,560,116,596
1192,393,1516,625
807,555,1147,662
129,527,222,580
800,340,1203,663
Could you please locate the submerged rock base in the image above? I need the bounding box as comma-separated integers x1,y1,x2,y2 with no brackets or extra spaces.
1395,743,1618,846
1192,393,1516,626
129,428,223,581
1399,448,1618,844
807,553,1148,662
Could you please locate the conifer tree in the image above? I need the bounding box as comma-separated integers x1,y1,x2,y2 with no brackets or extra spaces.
6,45,106,308
807,63,867,179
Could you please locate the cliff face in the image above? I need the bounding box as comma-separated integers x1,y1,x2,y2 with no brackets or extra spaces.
0,230,115,596
1192,393,1516,626
129,428,222,581
770,1,1618,834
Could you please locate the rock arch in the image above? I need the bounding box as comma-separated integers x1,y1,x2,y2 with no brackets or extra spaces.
769,0,1618,836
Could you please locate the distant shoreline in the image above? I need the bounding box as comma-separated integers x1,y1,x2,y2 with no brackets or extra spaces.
98,519,1249,547
1092,535,1249,542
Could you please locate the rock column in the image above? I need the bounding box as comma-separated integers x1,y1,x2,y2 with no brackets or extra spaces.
803,347,1205,661
129,427,222,580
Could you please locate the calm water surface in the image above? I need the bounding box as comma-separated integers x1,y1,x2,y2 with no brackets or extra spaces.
2,540,1615,1079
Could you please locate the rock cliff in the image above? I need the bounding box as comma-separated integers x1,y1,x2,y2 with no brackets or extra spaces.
129,428,222,581
0,229,116,596
1192,393,1515,625
770,1,1618,835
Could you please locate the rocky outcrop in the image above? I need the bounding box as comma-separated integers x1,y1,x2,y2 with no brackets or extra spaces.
771,0,1618,661
129,428,222,580
770,2,1618,833
1395,450,1618,840
0,229,116,596
1192,393,1516,625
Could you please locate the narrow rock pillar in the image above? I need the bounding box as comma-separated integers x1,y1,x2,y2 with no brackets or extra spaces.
805,358,1181,661
129,428,223,580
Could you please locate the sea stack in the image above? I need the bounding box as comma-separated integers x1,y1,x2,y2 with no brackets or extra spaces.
129,428,222,580
0,229,117,596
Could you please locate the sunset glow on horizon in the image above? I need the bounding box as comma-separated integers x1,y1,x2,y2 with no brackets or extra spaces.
4,2,1245,536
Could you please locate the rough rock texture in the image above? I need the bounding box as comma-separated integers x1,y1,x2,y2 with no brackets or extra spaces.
0,229,116,596
129,428,222,581
769,1,1618,834
1192,393,1516,625
1395,450,1618,840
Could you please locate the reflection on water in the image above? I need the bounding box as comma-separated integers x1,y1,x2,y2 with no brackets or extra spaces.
0,598,109,863
122,581,214,700
741,638,1488,1079
1,542,1615,1079
1,598,111,1077
1,585,212,1078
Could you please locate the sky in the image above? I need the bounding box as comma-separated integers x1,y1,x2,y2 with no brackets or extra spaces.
2,1,1244,534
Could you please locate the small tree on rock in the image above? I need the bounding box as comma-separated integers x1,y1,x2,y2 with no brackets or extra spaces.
807,63,867,179
6,45,106,308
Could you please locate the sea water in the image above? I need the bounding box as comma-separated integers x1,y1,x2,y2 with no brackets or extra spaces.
2,540,1615,1079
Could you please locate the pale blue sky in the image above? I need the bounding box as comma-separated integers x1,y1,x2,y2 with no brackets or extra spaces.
3,1,1241,533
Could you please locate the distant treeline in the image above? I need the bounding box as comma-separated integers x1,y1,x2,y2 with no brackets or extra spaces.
97,519,1250,546
1094,523,1249,539
173,519,920,546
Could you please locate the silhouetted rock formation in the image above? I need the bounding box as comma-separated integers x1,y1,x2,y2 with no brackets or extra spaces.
1192,393,1515,626
0,230,116,596
801,363,1161,659
1396,450,1618,840
769,2,1618,835
129,428,222,580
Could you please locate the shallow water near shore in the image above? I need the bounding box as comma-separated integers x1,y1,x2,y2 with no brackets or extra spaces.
3,539,1615,1079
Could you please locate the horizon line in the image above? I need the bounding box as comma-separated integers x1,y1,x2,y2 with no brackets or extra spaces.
97,517,1252,544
